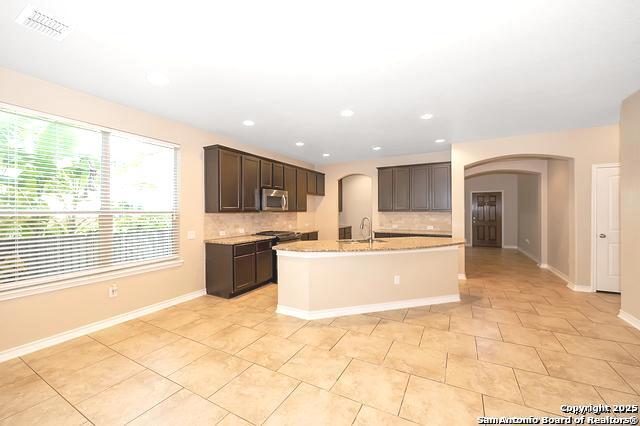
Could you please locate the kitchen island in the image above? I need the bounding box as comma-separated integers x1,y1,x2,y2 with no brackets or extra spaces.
274,237,465,319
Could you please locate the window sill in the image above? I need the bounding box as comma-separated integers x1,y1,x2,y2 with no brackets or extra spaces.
0,259,184,302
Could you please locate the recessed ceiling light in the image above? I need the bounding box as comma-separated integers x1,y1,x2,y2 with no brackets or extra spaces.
295,141,305,147
242,120,255,127
420,113,434,120
340,109,354,117
372,146,382,151
146,72,170,87
322,153,331,157
435,138,446,143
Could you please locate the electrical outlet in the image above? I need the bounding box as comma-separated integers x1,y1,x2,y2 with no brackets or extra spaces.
392,224,398,229
219,230,227,236
187,231,196,240
108,285,118,298
238,228,245,234
393,275,400,285
426,225,434,230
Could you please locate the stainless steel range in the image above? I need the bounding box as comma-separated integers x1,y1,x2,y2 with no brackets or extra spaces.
254,231,301,282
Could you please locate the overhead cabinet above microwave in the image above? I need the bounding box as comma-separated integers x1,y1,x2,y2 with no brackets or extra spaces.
377,161,451,212
204,145,325,213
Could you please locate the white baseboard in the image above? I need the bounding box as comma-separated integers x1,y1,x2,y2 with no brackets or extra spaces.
619,310,640,331
539,263,593,293
0,289,206,363
457,273,467,281
566,283,594,293
276,293,461,320
503,245,518,250
517,247,540,264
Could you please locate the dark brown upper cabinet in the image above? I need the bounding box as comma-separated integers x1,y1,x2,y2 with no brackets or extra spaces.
393,167,411,211
430,162,452,211
338,178,343,212
283,165,297,211
296,168,307,211
204,144,324,213
377,161,451,212
410,165,430,211
307,171,317,194
242,155,260,211
316,173,325,196
272,163,284,189
377,168,393,212
260,159,272,188
205,147,242,212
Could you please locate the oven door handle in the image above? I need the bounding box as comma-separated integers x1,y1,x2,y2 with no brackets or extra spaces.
282,194,287,211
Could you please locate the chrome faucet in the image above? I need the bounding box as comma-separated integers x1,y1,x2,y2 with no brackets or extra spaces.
360,217,373,243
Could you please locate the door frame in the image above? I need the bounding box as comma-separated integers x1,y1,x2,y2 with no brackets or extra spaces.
590,163,621,292
469,190,505,248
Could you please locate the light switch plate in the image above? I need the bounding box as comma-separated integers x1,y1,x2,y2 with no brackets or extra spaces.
187,231,196,240
219,230,227,236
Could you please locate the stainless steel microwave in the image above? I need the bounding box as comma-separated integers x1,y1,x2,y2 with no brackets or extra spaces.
261,189,289,211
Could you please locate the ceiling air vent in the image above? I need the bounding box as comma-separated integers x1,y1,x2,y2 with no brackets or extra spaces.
15,5,71,41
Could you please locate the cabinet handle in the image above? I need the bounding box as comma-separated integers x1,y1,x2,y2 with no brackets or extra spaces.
599,233,607,238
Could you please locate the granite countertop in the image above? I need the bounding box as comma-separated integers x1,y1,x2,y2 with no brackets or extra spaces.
204,235,276,245
374,228,452,236
274,236,465,253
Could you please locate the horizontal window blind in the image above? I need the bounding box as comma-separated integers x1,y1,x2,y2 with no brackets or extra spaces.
0,107,179,290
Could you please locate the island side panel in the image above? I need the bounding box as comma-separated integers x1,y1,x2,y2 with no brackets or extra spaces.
276,246,460,318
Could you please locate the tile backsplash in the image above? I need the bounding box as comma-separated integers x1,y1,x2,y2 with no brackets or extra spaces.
377,212,451,231
204,212,299,239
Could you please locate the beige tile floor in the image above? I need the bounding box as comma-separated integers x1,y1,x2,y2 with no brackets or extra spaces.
2,247,639,425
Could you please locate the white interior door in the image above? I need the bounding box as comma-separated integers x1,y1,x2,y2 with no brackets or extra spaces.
595,165,621,292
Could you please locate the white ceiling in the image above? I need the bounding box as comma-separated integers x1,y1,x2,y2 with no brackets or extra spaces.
1,0,639,164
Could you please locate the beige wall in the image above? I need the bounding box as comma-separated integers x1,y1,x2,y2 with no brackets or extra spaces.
546,159,575,279
620,90,640,320
452,125,619,283
339,174,373,239
517,174,541,262
464,173,519,247
0,66,316,352
316,151,451,239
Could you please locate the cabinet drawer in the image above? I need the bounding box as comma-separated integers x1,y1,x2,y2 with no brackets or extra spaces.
301,233,309,241
256,240,272,252
234,243,256,257
308,231,318,241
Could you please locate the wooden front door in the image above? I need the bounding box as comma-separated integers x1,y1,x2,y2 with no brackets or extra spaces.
472,192,502,247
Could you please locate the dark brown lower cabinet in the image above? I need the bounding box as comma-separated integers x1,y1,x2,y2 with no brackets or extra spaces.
206,239,274,298
300,231,318,241
339,226,352,240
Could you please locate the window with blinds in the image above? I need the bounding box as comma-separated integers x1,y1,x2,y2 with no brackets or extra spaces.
0,106,179,291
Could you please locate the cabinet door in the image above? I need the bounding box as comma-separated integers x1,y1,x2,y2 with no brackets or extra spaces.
256,250,273,284
301,232,309,241
316,174,325,196
410,165,430,211
272,163,284,189
308,231,318,240
296,168,307,211
307,171,317,195
283,165,297,211
393,167,411,211
430,163,452,211
338,179,343,212
242,155,260,211
344,226,352,239
377,168,393,211
260,160,272,188
219,149,242,212
233,253,256,291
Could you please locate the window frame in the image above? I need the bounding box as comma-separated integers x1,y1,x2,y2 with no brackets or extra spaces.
0,103,182,299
